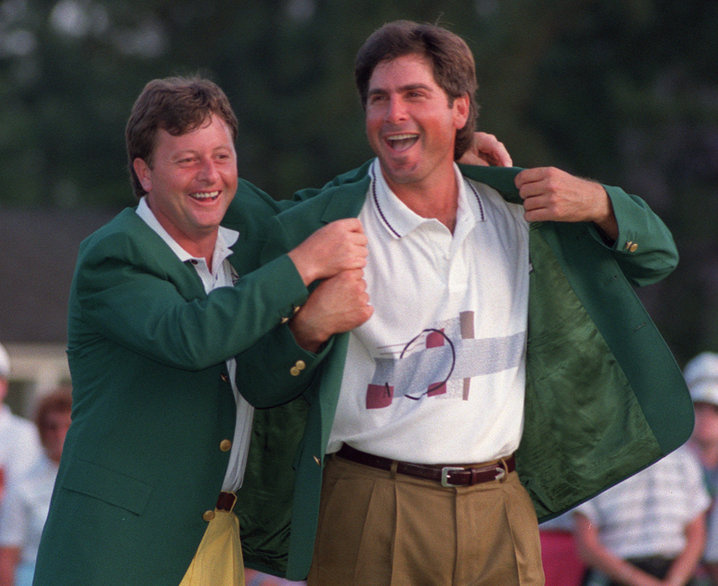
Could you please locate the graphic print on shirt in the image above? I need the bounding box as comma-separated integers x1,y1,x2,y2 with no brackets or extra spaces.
366,310,524,408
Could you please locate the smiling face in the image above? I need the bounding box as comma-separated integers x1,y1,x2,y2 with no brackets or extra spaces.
133,114,237,256
365,53,469,195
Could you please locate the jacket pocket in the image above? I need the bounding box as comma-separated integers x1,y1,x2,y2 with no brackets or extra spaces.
61,458,153,516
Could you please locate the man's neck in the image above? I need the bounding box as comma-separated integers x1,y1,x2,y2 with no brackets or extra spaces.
384,165,460,233
159,224,218,271
137,198,219,271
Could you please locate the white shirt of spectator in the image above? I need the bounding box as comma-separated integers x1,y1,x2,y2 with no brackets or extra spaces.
0,405,42,498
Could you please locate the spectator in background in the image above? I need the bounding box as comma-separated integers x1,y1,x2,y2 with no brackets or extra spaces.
0,387,72,585
684,352,718,583
686,352,718,488
573,444,710,586
0,343,42,507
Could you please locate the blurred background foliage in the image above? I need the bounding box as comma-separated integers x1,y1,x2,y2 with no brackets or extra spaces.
1,0,717,363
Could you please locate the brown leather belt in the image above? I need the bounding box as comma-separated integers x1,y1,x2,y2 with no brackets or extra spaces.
337,444,515,488
216,491,237,512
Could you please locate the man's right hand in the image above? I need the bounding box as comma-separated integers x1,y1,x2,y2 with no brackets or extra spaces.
289,269,373,352
288,219,368,286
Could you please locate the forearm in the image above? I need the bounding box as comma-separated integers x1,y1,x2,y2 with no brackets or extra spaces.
575,513,662,586
664,515,706,585
77,248,308,370
584,549,662,585
286,269,373,353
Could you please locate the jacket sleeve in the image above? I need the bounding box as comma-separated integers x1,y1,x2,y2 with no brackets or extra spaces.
72,230,309,370
234,204,337,408
458,163,679,288
235,324,334,408
588,184,679,286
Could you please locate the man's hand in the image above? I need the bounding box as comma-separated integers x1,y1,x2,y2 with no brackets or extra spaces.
288,219,368,286
289,269,373,352
458,132,513,167
515,167,618,241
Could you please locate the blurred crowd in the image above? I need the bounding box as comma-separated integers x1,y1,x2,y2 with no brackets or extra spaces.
0,344,71,585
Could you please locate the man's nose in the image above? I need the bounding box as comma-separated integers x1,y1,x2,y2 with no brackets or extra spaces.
197,158,219,182
385,96,408,123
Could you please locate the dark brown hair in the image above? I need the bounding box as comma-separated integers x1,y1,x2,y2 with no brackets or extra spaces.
34,386,72,435
355,20,479,160
125,76,239,198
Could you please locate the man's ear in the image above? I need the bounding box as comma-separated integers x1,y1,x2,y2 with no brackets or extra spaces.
453,94,470,129
133,158,152,193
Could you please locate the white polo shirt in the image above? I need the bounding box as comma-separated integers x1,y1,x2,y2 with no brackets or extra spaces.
327,160,530,464
136,198,252,491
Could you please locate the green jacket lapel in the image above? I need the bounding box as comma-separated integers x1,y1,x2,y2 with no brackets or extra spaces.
112,207,207,299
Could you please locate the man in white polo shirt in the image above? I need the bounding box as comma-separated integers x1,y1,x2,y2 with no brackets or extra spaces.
236,20,692,584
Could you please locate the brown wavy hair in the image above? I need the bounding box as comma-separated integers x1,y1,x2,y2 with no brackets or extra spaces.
125,76,239,198
355,20,479,160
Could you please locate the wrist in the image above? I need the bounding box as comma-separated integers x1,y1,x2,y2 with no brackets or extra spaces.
592,188,618,242
287,249,317,286
288,314,328,353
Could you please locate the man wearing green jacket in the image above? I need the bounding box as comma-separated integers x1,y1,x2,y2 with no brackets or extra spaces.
32,76,372,585
236,20,692,584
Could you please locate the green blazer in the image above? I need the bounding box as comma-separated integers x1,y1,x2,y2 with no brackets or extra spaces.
33,180,320,585
236,162,693,580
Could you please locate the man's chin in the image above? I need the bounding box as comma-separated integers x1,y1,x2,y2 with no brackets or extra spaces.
378,158,421,183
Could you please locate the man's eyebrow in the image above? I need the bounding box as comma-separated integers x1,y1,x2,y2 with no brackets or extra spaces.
368,83,433,95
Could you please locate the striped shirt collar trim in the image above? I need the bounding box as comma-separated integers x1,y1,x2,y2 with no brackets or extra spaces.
369,159,485,239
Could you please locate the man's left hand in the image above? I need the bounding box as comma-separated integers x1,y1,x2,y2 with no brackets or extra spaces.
458,132,513,167
515,167,618,241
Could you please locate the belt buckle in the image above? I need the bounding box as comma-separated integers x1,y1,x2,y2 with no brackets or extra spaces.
441,466,465,487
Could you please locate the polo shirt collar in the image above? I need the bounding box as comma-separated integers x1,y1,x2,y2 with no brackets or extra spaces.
135,196,239,264
369,158,486,239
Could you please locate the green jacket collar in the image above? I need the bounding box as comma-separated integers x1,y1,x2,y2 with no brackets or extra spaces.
317,160,524,224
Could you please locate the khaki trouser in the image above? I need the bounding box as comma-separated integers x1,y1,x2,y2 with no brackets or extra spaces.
309,454,544,585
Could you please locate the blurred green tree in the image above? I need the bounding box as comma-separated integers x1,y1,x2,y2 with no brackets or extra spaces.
0,0,716,360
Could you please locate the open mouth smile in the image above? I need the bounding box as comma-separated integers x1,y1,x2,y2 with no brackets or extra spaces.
189,190,221,201
385,133,419,152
